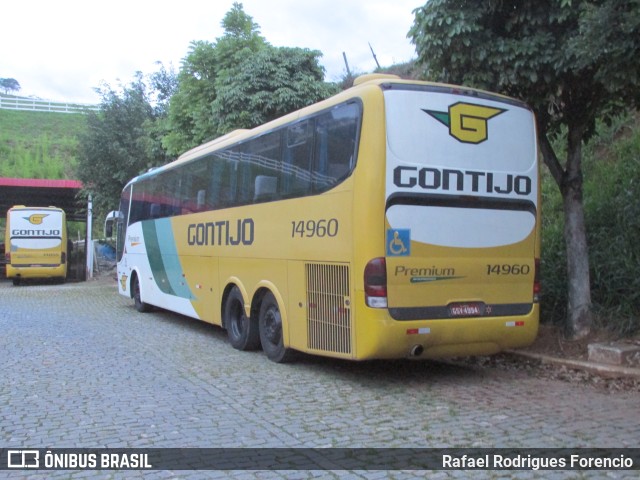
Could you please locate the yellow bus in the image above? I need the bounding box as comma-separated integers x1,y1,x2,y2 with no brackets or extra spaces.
5,206,68,285
113,74,540,362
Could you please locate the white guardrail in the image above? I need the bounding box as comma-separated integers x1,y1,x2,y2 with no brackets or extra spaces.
0,95,99,113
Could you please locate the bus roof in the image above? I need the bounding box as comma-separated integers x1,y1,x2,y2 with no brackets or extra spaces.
8,205,64,211
126,75,530,187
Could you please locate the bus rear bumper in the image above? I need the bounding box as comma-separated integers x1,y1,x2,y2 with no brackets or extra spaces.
353,303,540,360
6,265,67,280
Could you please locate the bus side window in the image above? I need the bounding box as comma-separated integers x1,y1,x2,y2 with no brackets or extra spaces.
313,103,360,192
129,189,144,224
116,220,125,262
209,153,233,209
181,159,211,213
196,190,206,210
283,120,312,198
150,203,161,219
240,130,283,205
254,175,278,202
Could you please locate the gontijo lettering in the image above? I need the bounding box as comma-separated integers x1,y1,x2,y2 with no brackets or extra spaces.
187,218,254,246
11,229,61,237
393,166,532,196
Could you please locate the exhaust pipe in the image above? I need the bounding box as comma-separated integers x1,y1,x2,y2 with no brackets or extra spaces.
410,344,424,357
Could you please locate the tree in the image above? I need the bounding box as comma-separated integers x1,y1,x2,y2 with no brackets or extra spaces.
162,40,221,156
219,0,262,40
0,78,21,95
163,2,336,155
78,72,169,216
148,61,178,116
163,2,266,155
409,0,640,338
143,62,179,162
212,46,338,133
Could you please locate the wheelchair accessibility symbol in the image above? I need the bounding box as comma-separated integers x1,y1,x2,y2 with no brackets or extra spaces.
387,229,411,256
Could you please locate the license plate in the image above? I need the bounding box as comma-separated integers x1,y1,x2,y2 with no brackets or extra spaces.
449,302,484,317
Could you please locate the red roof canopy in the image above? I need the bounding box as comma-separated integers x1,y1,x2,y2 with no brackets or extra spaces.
0,177,85,221
0,178,82,189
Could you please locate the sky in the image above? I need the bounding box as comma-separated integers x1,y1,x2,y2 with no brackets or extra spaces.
1,0,422,105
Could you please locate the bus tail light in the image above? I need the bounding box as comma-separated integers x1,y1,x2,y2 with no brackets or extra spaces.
5,252,10,264
364,257,387,308
61,252,67,264
533,258,541,302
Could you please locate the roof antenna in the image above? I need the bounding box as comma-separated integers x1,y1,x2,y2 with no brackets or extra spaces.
369,42,381,69
342,52,352,77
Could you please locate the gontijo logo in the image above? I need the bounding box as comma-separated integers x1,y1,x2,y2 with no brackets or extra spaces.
423,102,506,144
25,213,49,225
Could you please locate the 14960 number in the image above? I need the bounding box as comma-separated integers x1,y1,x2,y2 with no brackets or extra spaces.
291,218,339,238
487,264,530,275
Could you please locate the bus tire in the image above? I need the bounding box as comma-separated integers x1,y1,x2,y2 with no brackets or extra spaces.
259,292,295,363
224,287,260,351
133,275,152,313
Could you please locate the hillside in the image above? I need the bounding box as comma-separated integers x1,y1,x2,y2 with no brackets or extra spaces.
0,108,88,179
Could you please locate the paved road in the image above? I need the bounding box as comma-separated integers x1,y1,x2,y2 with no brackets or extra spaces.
1,278,638,479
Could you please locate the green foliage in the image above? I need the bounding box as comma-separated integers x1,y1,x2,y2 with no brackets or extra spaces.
147,62,179,116
220,1,262,40
584,116,640,334
162,3,267,156
569,0,640,93
162,40,223,155
77,72,171,217
0,78,20,95
542,114,640,335
540,168,567,324
0,109,86,178
212,46,338,133
162,2,337,156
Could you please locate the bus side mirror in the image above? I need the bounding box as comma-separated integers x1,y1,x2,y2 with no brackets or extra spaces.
104,210,120,238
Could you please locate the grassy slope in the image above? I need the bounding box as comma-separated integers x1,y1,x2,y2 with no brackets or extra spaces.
0,108,88,179
0,108,89,238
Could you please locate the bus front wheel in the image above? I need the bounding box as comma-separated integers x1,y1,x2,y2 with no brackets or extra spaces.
133,275,152,313
224,287,260,351
259,292,294,363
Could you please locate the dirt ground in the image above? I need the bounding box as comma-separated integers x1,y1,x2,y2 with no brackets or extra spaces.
461,324,640,393
520,323,620,361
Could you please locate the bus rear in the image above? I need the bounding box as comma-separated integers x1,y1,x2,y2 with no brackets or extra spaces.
359,82,540,359
5,206,68,285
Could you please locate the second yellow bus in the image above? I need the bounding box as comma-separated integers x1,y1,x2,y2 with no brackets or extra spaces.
5,205,68,286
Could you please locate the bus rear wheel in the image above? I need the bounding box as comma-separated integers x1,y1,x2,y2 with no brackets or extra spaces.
133,275,152,313
259,292,294,363
224,287,260,351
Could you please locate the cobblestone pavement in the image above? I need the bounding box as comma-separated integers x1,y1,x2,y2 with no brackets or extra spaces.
1,278,638,479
